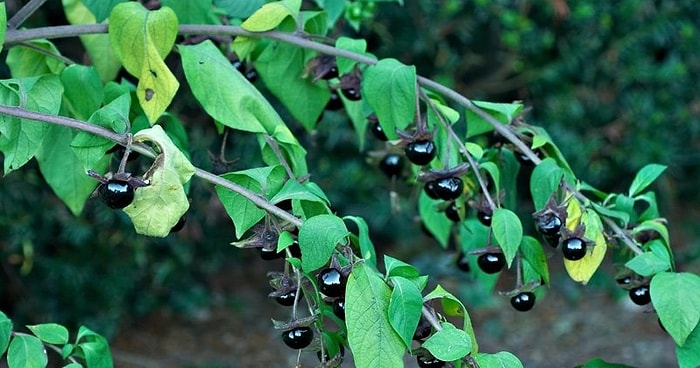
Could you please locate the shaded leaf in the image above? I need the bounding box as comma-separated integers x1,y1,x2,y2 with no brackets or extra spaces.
343,216,377,267
387,276,423,349
530,157,563,210
363,58,416,140
298,214,349,272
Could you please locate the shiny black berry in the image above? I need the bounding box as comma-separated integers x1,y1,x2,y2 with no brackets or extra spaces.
424,181,440,199
413,317,432,341
98,179,134,209
379,154,403,178
562,237,587,260
417,354,445,368
477,210,492,226
326,90,343,110
456,253,470,272
259,246,283,260
616,275,634,286
629,285,651,305
510,292,536,312
445,202,461,222
317,268,346,298
536,213,562,236
477,253,506,274
405,140,436,165
332,298,345,320
433,177,464,201
341,86,361,101
282,326,314,349
370,120,388,141
169,215,187,233
275,289,298,306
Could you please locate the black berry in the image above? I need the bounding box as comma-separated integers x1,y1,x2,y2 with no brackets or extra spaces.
477,210,492,226
417,354,445,368
477,253,506,274
413,317,432,341
98,179,134,209
370,120,388,141
326,90,343,110
424,181,440,199
562,237,587,260
275,289,298,307
281,326,314,349
433,177,464,201
455,253,470,272
169,215,187,233
405,140,436,165
259,246,283,260
616,275,634,286
510,292,536,312
341,86,361,101
332,298,345,320
629,285,651,305
317,268,346,298
536,213,562,236
379,154,403,178
445,202,461,222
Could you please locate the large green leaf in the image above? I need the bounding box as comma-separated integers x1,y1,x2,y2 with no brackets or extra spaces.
298,214,349,272
123,125,196,237
213,0,264,18
335,37,370,75
465,101,523,138
343,215,377,267
362,58,416,140
6,39,65,77
27,323,69,345
651,272,700,346
424,285,478,353
422,322,472,362
0,311,12,354
82,0,126,22
475,351,524,368
60,65,104,121
109,2,179,123
418,191,451,248
387,276,423,349
628,163,667,197
625,240,672,277
492,208,522,268
240,0,300,31
520,236,550,285
676,323,700,368
530,157,563,210
75,326,113,368
7,335,47,368
162,0,220,25
346,263,405,368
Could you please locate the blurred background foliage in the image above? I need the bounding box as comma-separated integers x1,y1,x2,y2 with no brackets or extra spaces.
1,0,699,341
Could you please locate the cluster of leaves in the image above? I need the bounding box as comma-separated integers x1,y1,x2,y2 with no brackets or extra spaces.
0,1,698,368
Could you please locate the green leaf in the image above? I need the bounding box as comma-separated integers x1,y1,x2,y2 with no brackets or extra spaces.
475,351,524,368
676,323,700,368
466,101,523,138
255,42,329,131
63,0,122,82
387,276,423,349
589,202,630,227
335,37,370,74
27,323,69,345
625,240,671,277
520,236,550,285
0,75,64,174
109,2,179,123
343,215,377,267
75,326,113,368
465,142,484,160
492,208,522,268
60,65,104,121
0,311,12,354
346,263,405,368
8,335,47,368
422,322,472,361
363,58,416,140
650,272,700,346
214,0,263,18
6,39,66,77
575,357,636,368
424,285,478,353
298,214,349,272
83,0,126,22
123,125,196,237
0,2,6,54
418,191,451,248
63,364,83,368
241,0,300,31
270,179,327,204
384,255,420,279
628,164,667,197
530,157,564,210
162,0,219,25
479,161,501,198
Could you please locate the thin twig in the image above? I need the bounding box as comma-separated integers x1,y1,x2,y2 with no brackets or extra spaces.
263,134,296,180
602,216,644,256
421,305,443,332
16,41,76,65
7,0,49,29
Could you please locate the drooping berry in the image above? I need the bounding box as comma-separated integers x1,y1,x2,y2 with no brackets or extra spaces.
629,285,651,305
424,181,440,199
413,317,432,341
332,298,345,320
379,154,403,178
169,215,187,233
275,289,299,307
259,246,283,261
510,292,536,312
326,90,343,110
317,268,347,298
562,237,587,260
405,140,436,165
341,86,361,101
433,177,464,201
477,252,506,274
370,119,388,141
281,326,314,349
477,210,492,226
455,253,470,272
535,213,562,236
445,202,461,222
417,354,445,368
98,179,134,209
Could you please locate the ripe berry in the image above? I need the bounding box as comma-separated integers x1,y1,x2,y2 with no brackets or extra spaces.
259,246,283,260
536,213,562,236
98,179,134,209
477,210,492,226
629,285,651,305
341,86,361,101
445,202,461,222
326,90,343,110
433,177,464,201
424,181,440,199
455,253,470,272
275,289,298,307
417,354,445,368
332,298,345,320
317,268,346,298
562,237,587,260
379,154,403,178
477,253,506,274
413,317,432,341
370,120,388,141
169,215,187,233
616,275,634,286
405,140,436,165
510,292,536,312
281,326,313,349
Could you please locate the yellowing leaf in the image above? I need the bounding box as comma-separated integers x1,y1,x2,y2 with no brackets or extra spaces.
137,44,179,123
565,193,583,231
123,125,195,237
241,0,301,32
564,209,607,284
